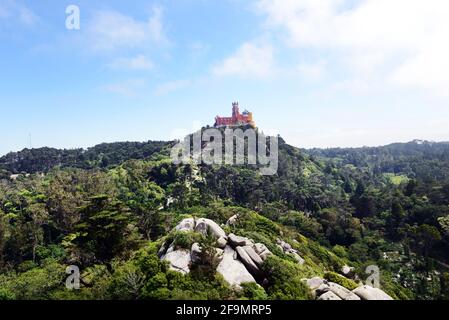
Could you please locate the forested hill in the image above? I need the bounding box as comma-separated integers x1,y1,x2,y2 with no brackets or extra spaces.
0,141,174,174
304,140,449,181
1,134,449,300
2,138,449,177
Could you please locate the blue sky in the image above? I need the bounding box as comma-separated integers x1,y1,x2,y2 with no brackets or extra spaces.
1,0,449,155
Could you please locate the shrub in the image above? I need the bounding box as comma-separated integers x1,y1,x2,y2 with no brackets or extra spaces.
241,282,268,300
332,245,348,259
261,255,313,300
170,231,202,250
0,288,15,300
324,271,358,290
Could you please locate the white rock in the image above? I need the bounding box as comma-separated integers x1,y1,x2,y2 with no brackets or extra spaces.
318,291,342,300
191,243,224,264
175,218,195,232
328,282,360,300
215,248,224,263
217,246,256,288
253,243,272,261
315,283,331,296
161,243,175,259
236,246,261,277
341,265,356,278
228,233,254,247
195,218,226,238
352,285,394,300
191,243,202,264
217,236,227,249
289,252,305,265
282,242,292,251
226,214,239,226
164,249,191,274
242,245,264,267
306,277,325,290
253,243,269,254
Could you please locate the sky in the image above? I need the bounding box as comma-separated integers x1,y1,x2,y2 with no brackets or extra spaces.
1,0,449,156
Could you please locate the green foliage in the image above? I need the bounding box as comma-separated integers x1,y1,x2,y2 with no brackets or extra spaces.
240,282,268,300
74,195,139,263
0,260,64,300
190,232,221,280
0,141,172,173
278,211,323,239
261,255,313,300
332,245,348,259
324,271,358,290
170,231,203,250
0,288,16,300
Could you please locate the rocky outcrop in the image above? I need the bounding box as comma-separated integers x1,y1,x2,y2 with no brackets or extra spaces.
226,214,239,226
228,233,254,247
195,218,226,238
315,283,331,296
236,246,261,277
157,241,170,258
253,243,272,261
175,218,195,232
305,277,393,300
306,277,325,291
353,285,394,300
158,217,272,286
190,243,202,264
276,238,305,265
341,265,356,279
290,252,305,264
191,243,224,265
217,246,256,288
241,245,264,267
318,291,342,300
328,282,360,300
217,236,227,249
163,217,395,300
163,249,191,274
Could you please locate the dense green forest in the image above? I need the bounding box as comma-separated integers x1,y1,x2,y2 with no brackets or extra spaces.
1,134,449,300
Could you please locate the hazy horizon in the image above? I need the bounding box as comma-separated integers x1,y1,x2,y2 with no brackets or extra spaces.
2,130,447,158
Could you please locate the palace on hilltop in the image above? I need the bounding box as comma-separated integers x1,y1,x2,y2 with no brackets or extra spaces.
214,102,255,128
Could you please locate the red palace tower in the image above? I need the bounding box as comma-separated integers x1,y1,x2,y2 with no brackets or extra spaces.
214,102,255,127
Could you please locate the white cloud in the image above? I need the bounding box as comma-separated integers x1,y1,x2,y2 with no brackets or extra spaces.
108,54,154,71
390,39,449,96
297,61,326,81
87,6,167,52
212,42,274,78
101,79,146,97
256,0,449,95
0,1,38,25
154,79,191,95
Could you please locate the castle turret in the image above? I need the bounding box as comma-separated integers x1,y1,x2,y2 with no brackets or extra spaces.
232,102,240,119
214,102,255,128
